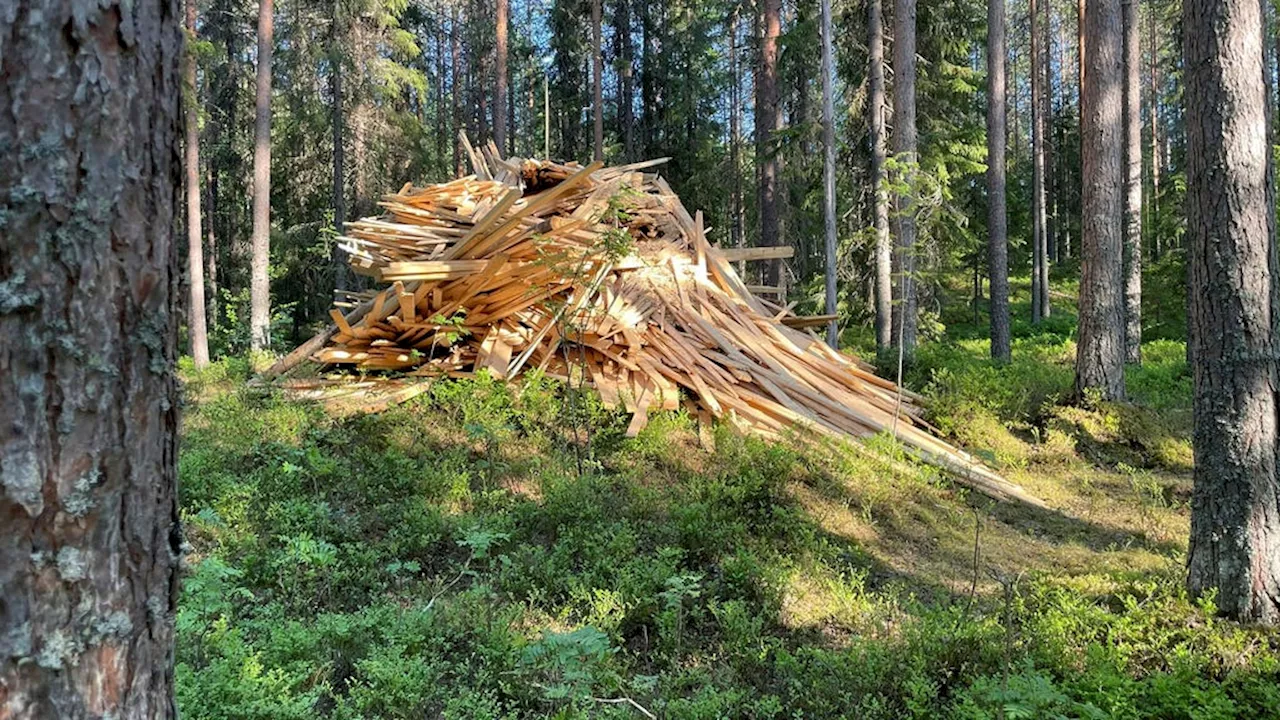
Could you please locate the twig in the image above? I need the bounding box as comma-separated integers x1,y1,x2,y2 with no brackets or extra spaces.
593,695,657,719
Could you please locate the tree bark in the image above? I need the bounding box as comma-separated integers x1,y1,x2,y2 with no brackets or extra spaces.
1031,0,1048,323
618,0,635,161
1123,0,1142,364
892,0,919,359
206,164,219,332
496,0,509,154
185,0,210,367
0,0,184,714
250,0,274,351
730,6,744,255
452,6,464,176
1148,0,1162,259
757,0,783,285
592,0,604,162
1043,0,1058,270
1184,0,1280,625
330,0,348,290
870,0,893,355
988,0,1011,364
1075,0,1126,401
820,0,839,347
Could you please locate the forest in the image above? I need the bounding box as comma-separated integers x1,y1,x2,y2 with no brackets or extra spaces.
3,0,1280,717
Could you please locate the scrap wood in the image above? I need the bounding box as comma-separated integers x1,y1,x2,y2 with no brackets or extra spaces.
270,141,1044,507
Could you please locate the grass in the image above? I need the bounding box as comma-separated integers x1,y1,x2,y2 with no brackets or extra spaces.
174,273,1278,719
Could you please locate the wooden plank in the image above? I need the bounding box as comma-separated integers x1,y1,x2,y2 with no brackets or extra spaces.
718,246,796,262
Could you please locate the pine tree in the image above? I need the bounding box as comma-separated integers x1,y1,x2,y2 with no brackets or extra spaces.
250,0,275,351
987,0,1011,363
1185,0,1280,625
1075,0,1126,401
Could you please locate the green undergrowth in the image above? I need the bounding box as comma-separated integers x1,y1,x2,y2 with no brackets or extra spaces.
175,342,1278,719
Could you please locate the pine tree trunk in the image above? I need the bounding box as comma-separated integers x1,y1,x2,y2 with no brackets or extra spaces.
1184,0,1280,625
618,0,635,161
330,0,347,289
1123,0,1143,364
1075,0,1127,401
820,0,839,347
592,0,604,162
1031,0,1047,323
496,0,509,154
870,0,893,355
437,17,447,173
1043,1,1057,270
730,7,744,254
185,0,210,367
452,7,464,176
1148,0,1162,259
206,164,219,331
988,0,1011,364
250,0,274,351
0,0,183,713
758,0,783,285
892,0,919,358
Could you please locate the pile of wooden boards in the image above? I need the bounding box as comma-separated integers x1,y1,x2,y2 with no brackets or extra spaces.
270,140,1040,505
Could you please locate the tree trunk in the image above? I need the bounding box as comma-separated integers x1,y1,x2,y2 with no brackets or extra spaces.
730,7,744,255
496,0,509,154
1123,0,1142,364
1077,0,1085,262
592,0,604,162
870,0,893,355
452,7,464,175
618,0,635,161
1075,0,1126,401
1184,0,1280,625
0,0,183,714
1043,0,1057,270
250,0,274,351
1031,0,1047,323
758,0,783,285
892,0,919,359
1148,0,1162,259
206,164,219,332
820,0,838,347
330,0,348,290
437,16,447,174
185,0,210,367
988,0,1011,364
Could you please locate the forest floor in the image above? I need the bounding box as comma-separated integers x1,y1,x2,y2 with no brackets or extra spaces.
175,273,1279,719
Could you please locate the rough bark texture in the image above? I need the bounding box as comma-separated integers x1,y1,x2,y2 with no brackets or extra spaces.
1184,0,1280,625
185,0,209,367
495,0,508,154
757,0,782,284
591,0,603,162
820,0,838,346
1075,0,1127,401
987,0,1011,364
0,0,184,714
869,0,892,354
1123,0,1142,364
892,0,919,359
1031,0,1047,323
249,0,273,350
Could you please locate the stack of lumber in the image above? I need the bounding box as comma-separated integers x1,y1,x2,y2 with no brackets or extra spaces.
272,140,1040,505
